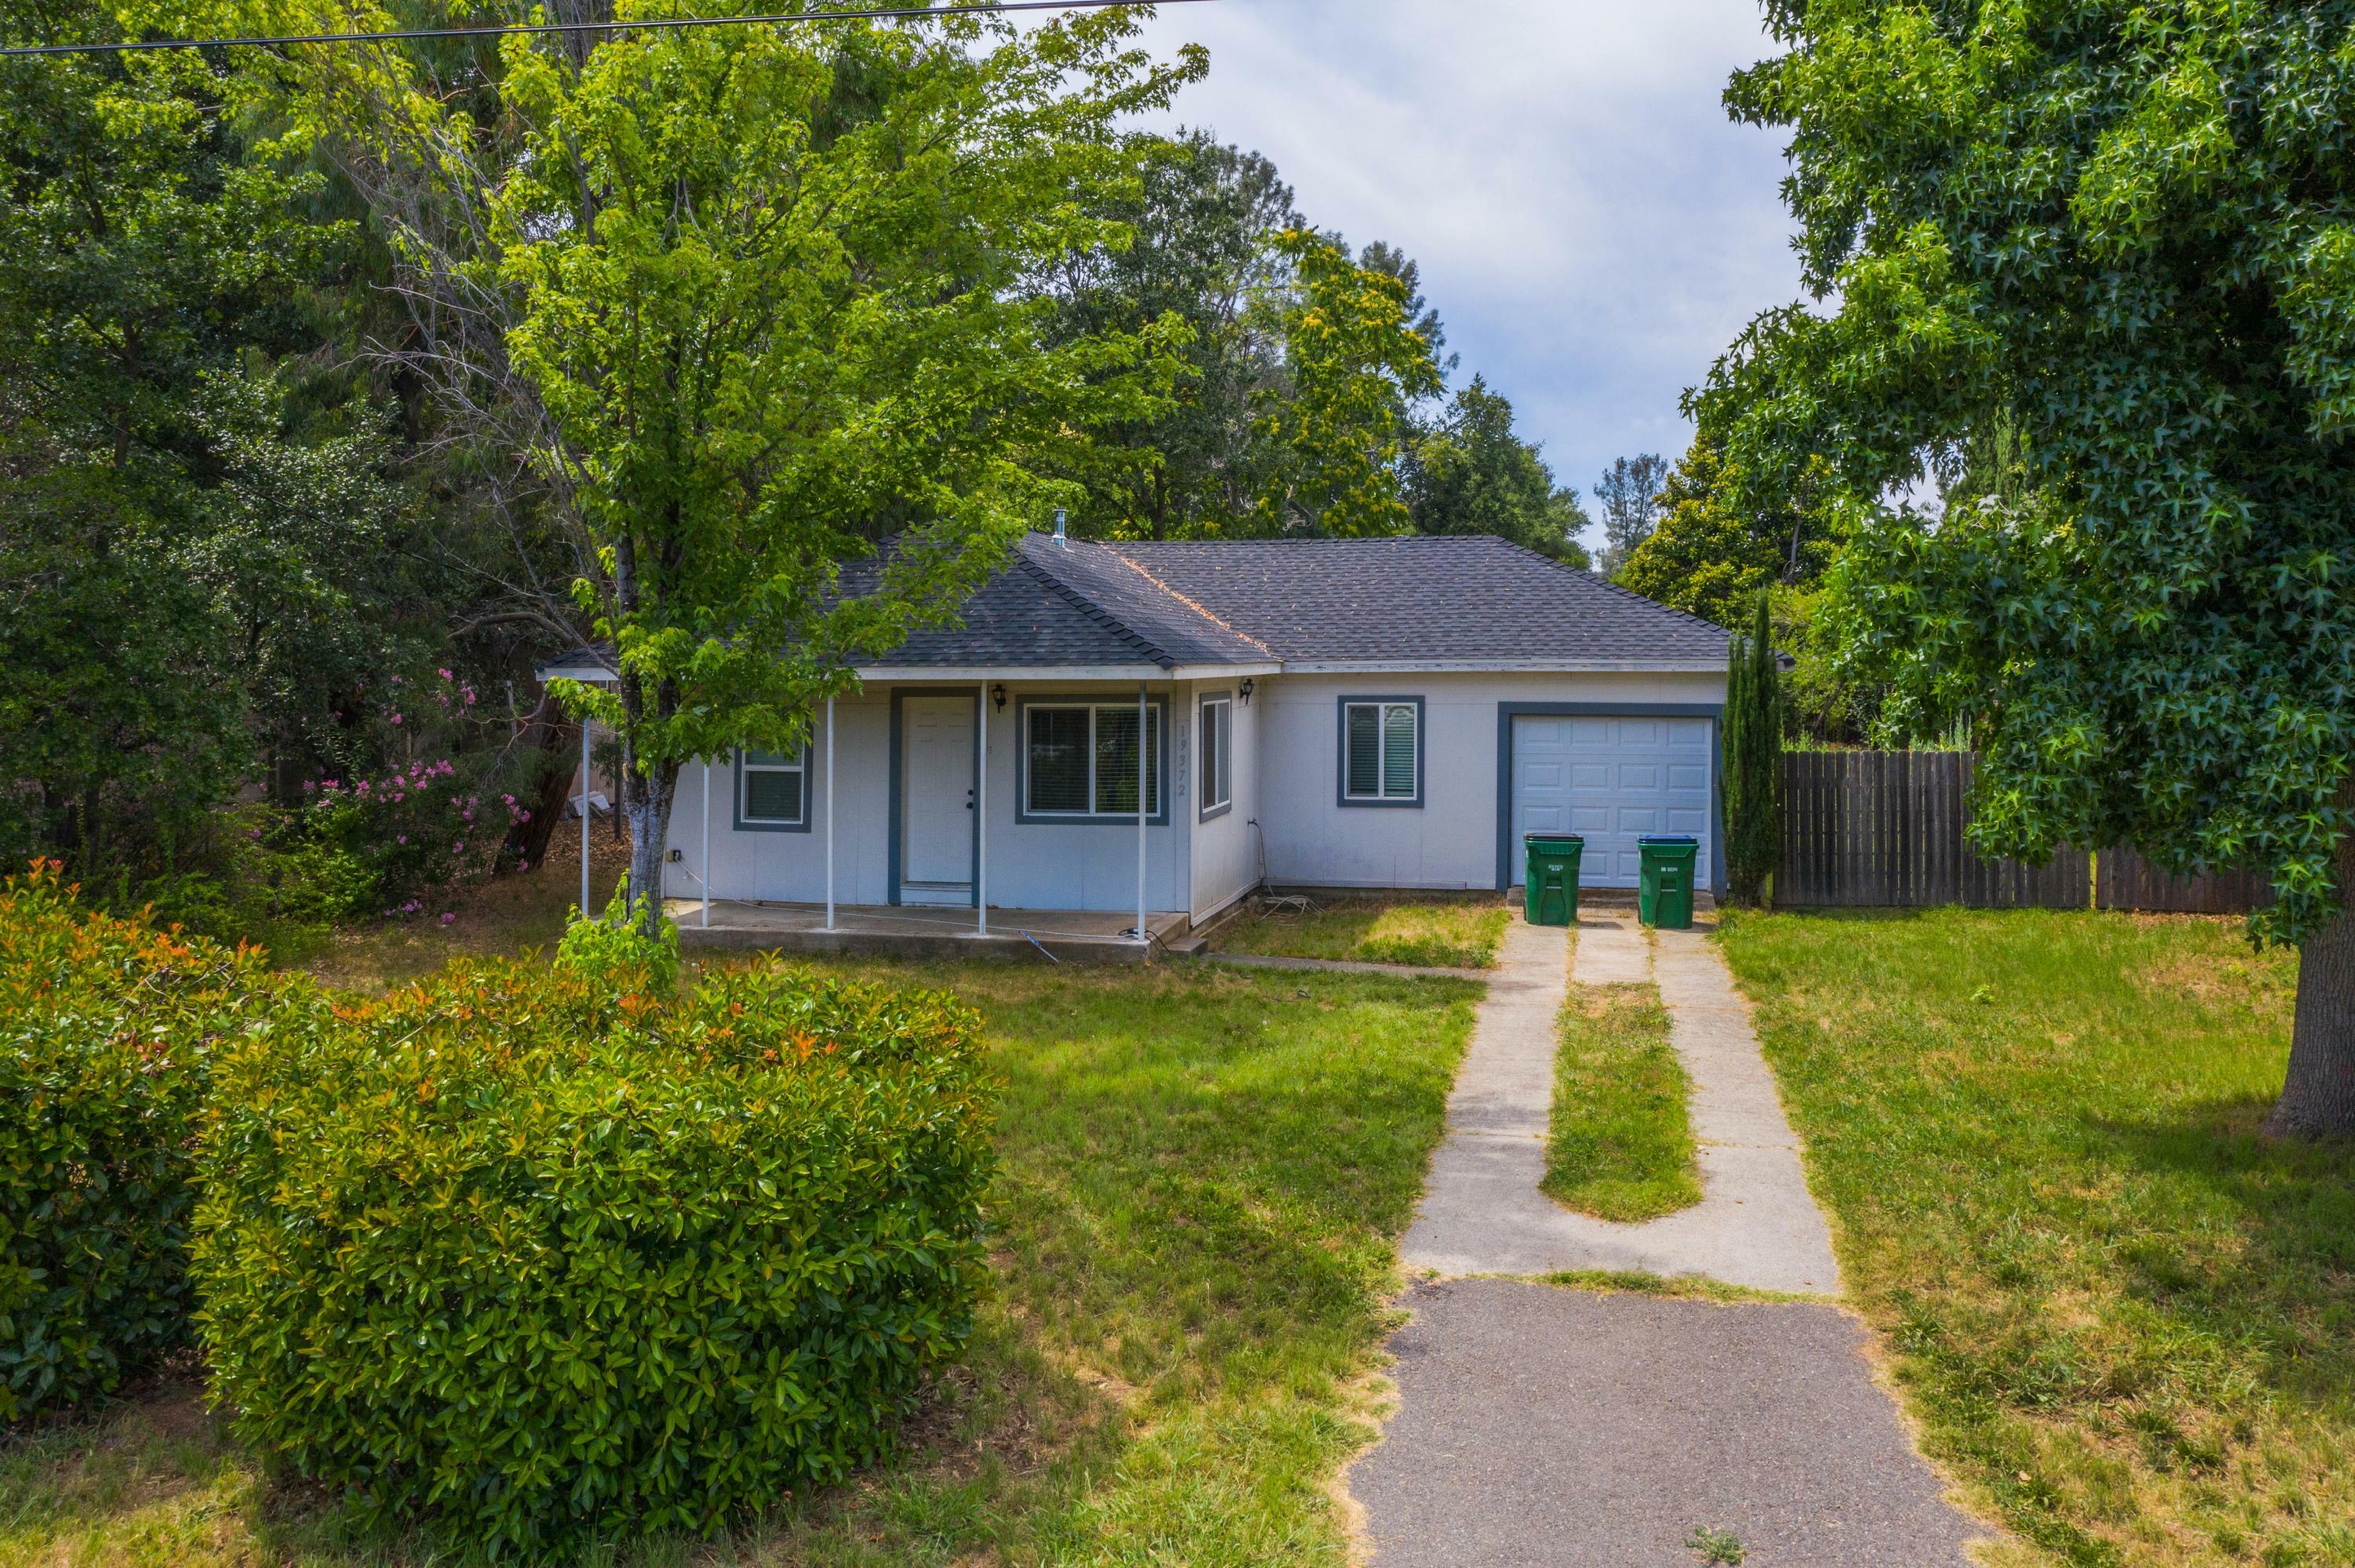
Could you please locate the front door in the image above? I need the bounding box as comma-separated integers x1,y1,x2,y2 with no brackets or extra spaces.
901,695,974,905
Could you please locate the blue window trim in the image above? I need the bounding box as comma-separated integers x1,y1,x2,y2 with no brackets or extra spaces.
1336,695,1426,809
1492,702,1726,895
1013,694,1170,827
1198,691,1233,822
732,743,812,833
886,687,980,908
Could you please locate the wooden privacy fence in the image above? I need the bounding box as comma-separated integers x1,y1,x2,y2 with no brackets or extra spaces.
1777,751,2273,913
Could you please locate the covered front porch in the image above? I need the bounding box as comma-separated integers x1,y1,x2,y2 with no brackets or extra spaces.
663,897,1192,964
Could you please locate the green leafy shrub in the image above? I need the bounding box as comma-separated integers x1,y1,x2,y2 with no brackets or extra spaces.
0,863,294,1421
71,806,384,962
555,887,681,998
194,956,996,1555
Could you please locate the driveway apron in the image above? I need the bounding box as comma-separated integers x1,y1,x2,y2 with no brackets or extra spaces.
1355,908,1987,1566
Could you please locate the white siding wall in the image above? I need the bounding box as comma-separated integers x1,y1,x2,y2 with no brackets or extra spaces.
1185,679,1260,921
983,679,1188,913
665,695,893,906
664,669,1725,910
1252,671,1729,892
665,681,1190,914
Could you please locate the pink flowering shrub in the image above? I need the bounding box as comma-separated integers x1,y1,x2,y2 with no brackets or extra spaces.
290,670,534,919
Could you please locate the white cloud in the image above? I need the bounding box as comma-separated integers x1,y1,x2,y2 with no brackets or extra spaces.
1126,0,1804,542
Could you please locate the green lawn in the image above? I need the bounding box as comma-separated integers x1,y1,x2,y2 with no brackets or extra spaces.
1540,983,1701,1222
1718,908,2353,1568
1213,897,1508,969
0,954,1479,1566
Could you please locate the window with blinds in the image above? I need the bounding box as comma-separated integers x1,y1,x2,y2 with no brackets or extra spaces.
1341,700,1420,804
1022,702,1162,818
1199,695,1232,819
739,746,809,826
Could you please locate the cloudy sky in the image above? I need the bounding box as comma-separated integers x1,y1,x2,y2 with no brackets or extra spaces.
1126,0,1805,549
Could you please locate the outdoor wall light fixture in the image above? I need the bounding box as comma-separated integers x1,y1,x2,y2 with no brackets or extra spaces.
991,683,1008,713
1239,677,1255,706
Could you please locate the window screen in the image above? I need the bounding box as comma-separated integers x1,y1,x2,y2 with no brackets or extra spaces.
1025,706,1090,813
1024,702,1160,817
1093,706,1161,815
1382,705,1417,798
740,746,807,824
1342,702,1417,802
1199,696,1231,814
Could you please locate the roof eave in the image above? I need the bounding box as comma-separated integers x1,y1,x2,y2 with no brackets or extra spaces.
536,661,619,684
1271,658,1730,675
853,662,1168,682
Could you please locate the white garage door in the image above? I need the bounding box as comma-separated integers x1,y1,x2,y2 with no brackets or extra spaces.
1510,715,1714,888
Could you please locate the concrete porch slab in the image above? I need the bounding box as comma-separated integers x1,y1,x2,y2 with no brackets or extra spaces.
663,899,1189,964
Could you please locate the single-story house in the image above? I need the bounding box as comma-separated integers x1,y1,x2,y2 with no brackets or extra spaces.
544,528,1729,944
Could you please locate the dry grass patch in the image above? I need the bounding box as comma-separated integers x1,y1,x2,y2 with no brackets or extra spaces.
297,836,631,994
1212,896,1507,969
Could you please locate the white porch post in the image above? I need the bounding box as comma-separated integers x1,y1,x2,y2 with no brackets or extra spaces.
821,695,837,931
976,686,989,936
579,718,592,918
1135,681,1148,944
699,757,711,928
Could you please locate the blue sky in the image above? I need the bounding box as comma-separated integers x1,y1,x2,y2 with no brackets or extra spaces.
1127,0,1804,549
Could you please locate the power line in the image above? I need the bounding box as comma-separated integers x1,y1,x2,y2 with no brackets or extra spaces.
0,0,1211,59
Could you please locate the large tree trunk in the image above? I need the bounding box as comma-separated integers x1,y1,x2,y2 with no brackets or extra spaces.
504,710,579,873
2268,906,2355,1139
625,759,677,939
2265,797,2355,1139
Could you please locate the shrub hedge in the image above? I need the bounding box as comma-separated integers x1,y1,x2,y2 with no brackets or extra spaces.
193,956,996,1554
0,864,291,1421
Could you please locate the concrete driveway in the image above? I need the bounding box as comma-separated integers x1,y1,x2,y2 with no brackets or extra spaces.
1352,909,1988,1566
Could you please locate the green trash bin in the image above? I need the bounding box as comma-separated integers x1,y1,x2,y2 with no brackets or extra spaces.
1637,835,1699,928
1523,833,1583,927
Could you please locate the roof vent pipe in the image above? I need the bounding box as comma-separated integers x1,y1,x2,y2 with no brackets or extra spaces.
1052,507,1068,547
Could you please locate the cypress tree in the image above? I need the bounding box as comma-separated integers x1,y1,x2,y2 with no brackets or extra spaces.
1722,593,1782,907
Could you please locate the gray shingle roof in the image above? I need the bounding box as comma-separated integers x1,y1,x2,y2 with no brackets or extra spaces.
1107,535,1729,666
539,533,1729,678
864,550,1148,667
1014,534,1273,665
849,532,1726,669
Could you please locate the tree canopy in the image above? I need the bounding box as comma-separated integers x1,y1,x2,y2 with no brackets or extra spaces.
0,0,1601,943
0,31,441,894
1616,432,1839,628
1403,377,1591,564
312,7,1206,923
1696,0,2355,1132
1037,128,1581,549
1592,451,1667,576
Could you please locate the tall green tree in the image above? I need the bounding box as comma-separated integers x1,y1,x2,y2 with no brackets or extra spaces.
1592,452,1667,577
1037,130,1298,538
1356,237,1451,381
1618,431,1842,628
1696,0,2355,1133
0,25,427,881
1403,377,1592,563
1042,133,1532,545
1720,593,1781,906
1251,228,1442,536
301,9,1202,924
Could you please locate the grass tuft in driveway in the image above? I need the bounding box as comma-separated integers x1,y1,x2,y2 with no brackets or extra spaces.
1541,983,1702,1222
